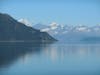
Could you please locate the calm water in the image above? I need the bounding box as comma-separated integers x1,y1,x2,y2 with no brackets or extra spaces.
0,42,100,75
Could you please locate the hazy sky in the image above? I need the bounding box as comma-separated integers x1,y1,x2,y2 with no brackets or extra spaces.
0,0,100,26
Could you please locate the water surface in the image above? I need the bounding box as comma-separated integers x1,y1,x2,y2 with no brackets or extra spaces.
0,42,100,75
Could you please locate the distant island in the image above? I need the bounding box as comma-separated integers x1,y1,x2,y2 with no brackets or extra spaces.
0,13,57,43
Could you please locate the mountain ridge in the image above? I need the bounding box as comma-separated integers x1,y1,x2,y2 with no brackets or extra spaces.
0,13,57,42
33,23,100,43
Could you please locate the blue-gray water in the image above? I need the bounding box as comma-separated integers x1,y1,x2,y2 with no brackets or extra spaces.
0,42,100,75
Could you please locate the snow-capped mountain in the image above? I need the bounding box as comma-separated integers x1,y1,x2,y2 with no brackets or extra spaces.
33,23,100,43
49,22,59,30
72,25,91,32
39,23,100,33
18,18,32,27
91,25,100,32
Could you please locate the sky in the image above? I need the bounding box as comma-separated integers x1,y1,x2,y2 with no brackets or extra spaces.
0,0,100,26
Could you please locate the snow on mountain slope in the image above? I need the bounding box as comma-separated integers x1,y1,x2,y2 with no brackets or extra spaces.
49,22,59,30
72,25,91,32
18,18,32,27
33,23,100,43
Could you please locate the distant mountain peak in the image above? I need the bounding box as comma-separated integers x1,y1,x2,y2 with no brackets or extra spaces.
18,18,32,27
49,22,59,30
50,22,58,26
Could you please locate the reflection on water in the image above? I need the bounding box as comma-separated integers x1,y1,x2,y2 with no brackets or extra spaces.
0,42,51,68
45,44,100,62
0,43,100,75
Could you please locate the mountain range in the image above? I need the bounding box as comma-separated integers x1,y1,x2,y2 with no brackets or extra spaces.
33,22,100,43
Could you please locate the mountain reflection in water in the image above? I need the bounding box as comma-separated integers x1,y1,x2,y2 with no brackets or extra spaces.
0,42,52,68
0,42,100,75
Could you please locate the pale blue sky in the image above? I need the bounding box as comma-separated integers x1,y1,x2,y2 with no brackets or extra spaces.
0,0,100,26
